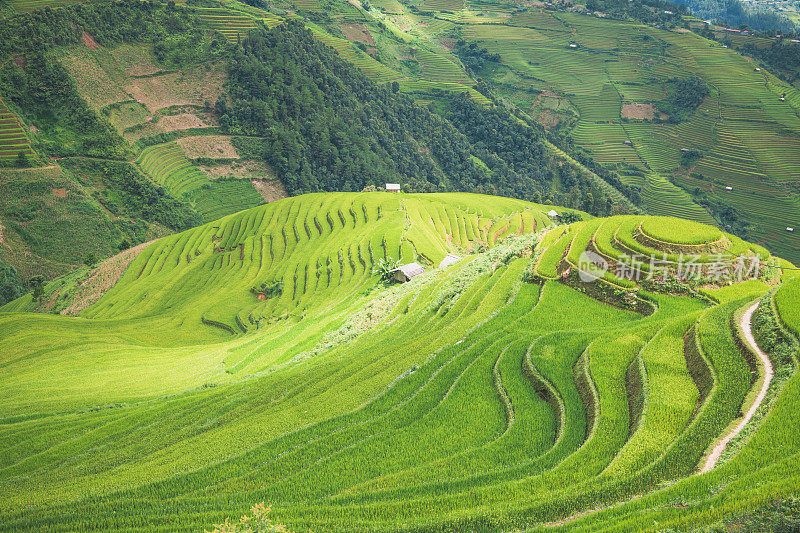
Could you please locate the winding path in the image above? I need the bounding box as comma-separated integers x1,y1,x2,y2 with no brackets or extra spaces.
545,300,774,527
698,302,773,473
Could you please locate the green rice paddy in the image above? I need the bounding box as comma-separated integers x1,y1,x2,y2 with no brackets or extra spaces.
1,192,797,531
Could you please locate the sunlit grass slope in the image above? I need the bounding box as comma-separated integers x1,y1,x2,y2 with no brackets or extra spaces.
0,192,550,415
0,193,797,532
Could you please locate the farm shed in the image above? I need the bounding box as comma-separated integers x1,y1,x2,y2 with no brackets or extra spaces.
386,183,401,193
439,253,462,269
547,209,561,219
392,262,425,282
725,186,733,191
788,227,795,232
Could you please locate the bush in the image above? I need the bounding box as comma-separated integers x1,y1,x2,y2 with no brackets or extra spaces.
207,502,290,532
0,261,25,306
372,257,400,281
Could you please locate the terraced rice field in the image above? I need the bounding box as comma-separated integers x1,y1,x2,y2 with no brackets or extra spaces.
445,6,800,263
136,142,209,197
136,141,263,222
192,7,260,41
419,0,463,11
0,97,34,161
310,27,404,83
1,192,797,532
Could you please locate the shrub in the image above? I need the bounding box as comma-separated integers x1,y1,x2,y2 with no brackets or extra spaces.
206,502,290,533
372,257,401,281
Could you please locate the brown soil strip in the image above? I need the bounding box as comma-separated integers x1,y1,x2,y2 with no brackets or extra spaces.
621,102,655,120
340,23,375,46
81,31,101,50
177,135,239,159
251,178,288,203
61,240,154,315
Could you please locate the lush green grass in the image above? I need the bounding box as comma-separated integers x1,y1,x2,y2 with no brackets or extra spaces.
640,216,723,245
775,278,800,337
1,192,796,532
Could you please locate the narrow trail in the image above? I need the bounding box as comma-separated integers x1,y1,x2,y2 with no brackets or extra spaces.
545,301,774,527
698,302,773,473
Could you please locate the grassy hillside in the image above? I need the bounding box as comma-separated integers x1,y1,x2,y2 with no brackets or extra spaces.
1,191,798,531
0,1,623,284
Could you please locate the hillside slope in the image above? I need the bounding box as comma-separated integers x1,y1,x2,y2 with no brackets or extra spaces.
0,2,621,283
1,191,798,532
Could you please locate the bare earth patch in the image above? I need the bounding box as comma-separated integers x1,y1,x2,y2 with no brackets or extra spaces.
197,159,275,180
61,241,154,316
177,135,239,159
251,178,288,203
52,188,67,198
124,111,217,143
60,48,130,110
81,31,101,50
125,63,226,113
621,102,656,120
109,43,161,77
340,23,375,46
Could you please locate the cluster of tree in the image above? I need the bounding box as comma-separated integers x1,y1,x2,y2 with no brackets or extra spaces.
739,40,800,85
655,77,709,122
681,0,796,33
60,159,201,231
0,0,223,61
442,94,549,196
0,260,26,307
0,54,126,160
220,23,502,196
454,40,501,72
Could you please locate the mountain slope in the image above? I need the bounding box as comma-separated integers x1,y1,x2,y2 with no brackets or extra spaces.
1,191,798,531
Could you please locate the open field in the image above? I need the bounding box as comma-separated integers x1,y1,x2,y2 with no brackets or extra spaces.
1,192,798,531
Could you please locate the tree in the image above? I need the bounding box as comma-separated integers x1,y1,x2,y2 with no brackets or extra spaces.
15,150,29,168
0,261,25,306
28,275,45,302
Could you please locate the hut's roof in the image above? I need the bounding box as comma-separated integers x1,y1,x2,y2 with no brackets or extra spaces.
394,262,425,279
439,253,462,269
